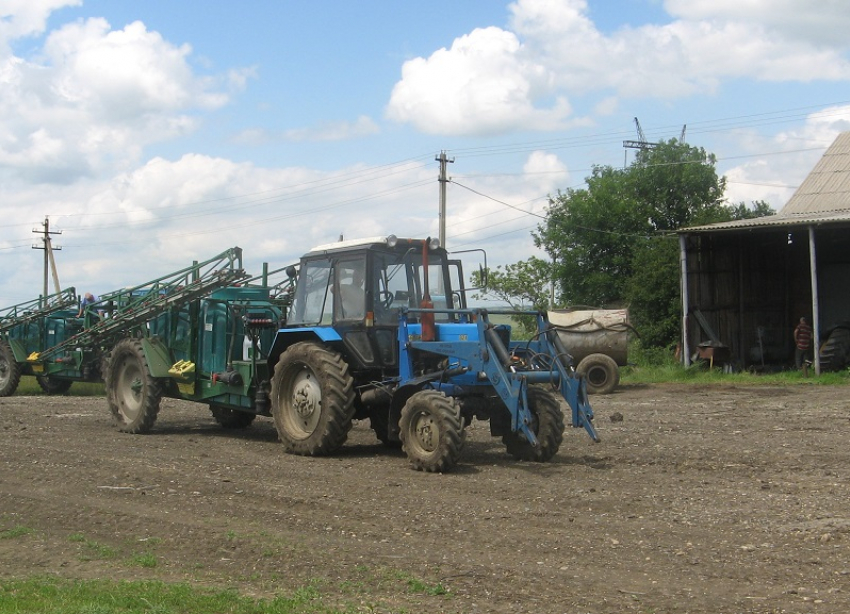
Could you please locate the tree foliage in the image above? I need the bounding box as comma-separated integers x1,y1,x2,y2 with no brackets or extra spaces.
471,257,551,336
517,139,777,348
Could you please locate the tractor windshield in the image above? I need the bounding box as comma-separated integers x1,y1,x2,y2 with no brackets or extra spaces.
287,242,458,328
374,248,452,325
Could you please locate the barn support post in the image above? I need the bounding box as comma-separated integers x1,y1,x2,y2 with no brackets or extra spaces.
680,233,691,366
808,225,821,375
738,235,745,367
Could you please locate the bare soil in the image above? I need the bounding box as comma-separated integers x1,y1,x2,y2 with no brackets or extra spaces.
1,383,849,613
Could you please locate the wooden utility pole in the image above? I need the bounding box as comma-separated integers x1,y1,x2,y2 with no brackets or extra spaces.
435,151,454,249
32,217,62,299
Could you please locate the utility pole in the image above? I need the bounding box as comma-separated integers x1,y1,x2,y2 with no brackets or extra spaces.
435,151,454,249
32,217,62,299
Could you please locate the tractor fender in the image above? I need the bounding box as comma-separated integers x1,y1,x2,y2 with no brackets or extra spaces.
138,337,175,378
267,327,344,370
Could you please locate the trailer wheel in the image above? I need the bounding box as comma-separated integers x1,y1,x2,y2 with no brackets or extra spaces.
210,405,256,429
399,390,464,473
576,353,620,395
502,385,564,462
36,376,73,395
106,338,162,433
271,342,355,455
0,340,21,397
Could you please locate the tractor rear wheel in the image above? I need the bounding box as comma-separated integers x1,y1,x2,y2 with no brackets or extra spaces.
36,376,73,395
576,353,620,395
106,338,162,433
210,405,256,429
399,390,464,472
818,326,850,372
0,340,20,397
502,385,564,462
271,342,355,455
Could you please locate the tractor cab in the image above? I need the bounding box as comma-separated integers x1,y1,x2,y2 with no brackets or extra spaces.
281,235,467,372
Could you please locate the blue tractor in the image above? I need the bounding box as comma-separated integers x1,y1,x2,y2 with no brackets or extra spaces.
269,235,599,472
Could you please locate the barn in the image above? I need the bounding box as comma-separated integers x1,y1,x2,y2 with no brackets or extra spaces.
678,131,850,374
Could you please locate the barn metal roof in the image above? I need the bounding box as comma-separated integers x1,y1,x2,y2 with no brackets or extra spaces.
683,131,850,234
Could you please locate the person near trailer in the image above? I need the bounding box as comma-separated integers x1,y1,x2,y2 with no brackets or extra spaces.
793,316,813,369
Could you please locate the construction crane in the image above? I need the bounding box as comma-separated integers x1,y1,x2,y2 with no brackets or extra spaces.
623,117,658,151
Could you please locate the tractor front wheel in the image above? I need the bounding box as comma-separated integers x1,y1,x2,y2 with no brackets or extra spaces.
271,342,355,455
105,338,162,433
0,340,21,397
502,385,564,462
399,390,464,472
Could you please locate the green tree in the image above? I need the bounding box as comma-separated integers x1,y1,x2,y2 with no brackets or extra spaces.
530,139,774,349
471,257,552,336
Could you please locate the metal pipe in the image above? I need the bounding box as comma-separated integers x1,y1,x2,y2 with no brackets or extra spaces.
808,226,820,375
679,234,691,366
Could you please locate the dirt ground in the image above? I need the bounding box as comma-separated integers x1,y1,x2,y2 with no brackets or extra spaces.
1,382,849,613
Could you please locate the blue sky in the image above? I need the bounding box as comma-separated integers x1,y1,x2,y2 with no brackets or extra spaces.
2,0,850,305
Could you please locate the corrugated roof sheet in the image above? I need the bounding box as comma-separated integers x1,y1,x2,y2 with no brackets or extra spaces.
683,131,850,234
780,131,850,215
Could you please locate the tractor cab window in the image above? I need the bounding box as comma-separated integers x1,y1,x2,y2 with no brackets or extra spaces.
335,258,367,321
288,259,332,326
374,249,453,325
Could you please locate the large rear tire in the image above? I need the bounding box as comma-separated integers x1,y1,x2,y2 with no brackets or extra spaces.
576,353,620,395
36,376,73,395
106,338,162,433
0,340,20,397
210,405,256,429
818,326,850,372
502,385,564,462
399,390,464,473
271,342,355,455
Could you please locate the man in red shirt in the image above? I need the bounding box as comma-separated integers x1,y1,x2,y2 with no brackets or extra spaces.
794,317,813,369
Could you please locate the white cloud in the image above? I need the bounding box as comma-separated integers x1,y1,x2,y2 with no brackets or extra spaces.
0,14,235,183
387,0,850,136
386,26,574,136
233,116,381,145
0,0,81,48
721,105,850,208
283,116,381,142
664,0,850,46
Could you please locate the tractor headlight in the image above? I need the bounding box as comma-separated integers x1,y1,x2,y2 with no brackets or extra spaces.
386,234,398,248
428,237,441,250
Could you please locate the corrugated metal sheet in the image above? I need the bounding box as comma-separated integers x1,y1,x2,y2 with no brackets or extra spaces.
781,131,850,215
683,131,850,234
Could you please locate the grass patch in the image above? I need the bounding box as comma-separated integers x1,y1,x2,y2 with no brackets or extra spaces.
0,525,34,540
127,552,158,568
620,359,850,387
15,376,105,397
620,339,850,388
67,533,118,561
0,577,360,614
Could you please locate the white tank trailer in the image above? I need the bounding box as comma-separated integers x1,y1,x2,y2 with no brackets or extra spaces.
548,308,630,394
